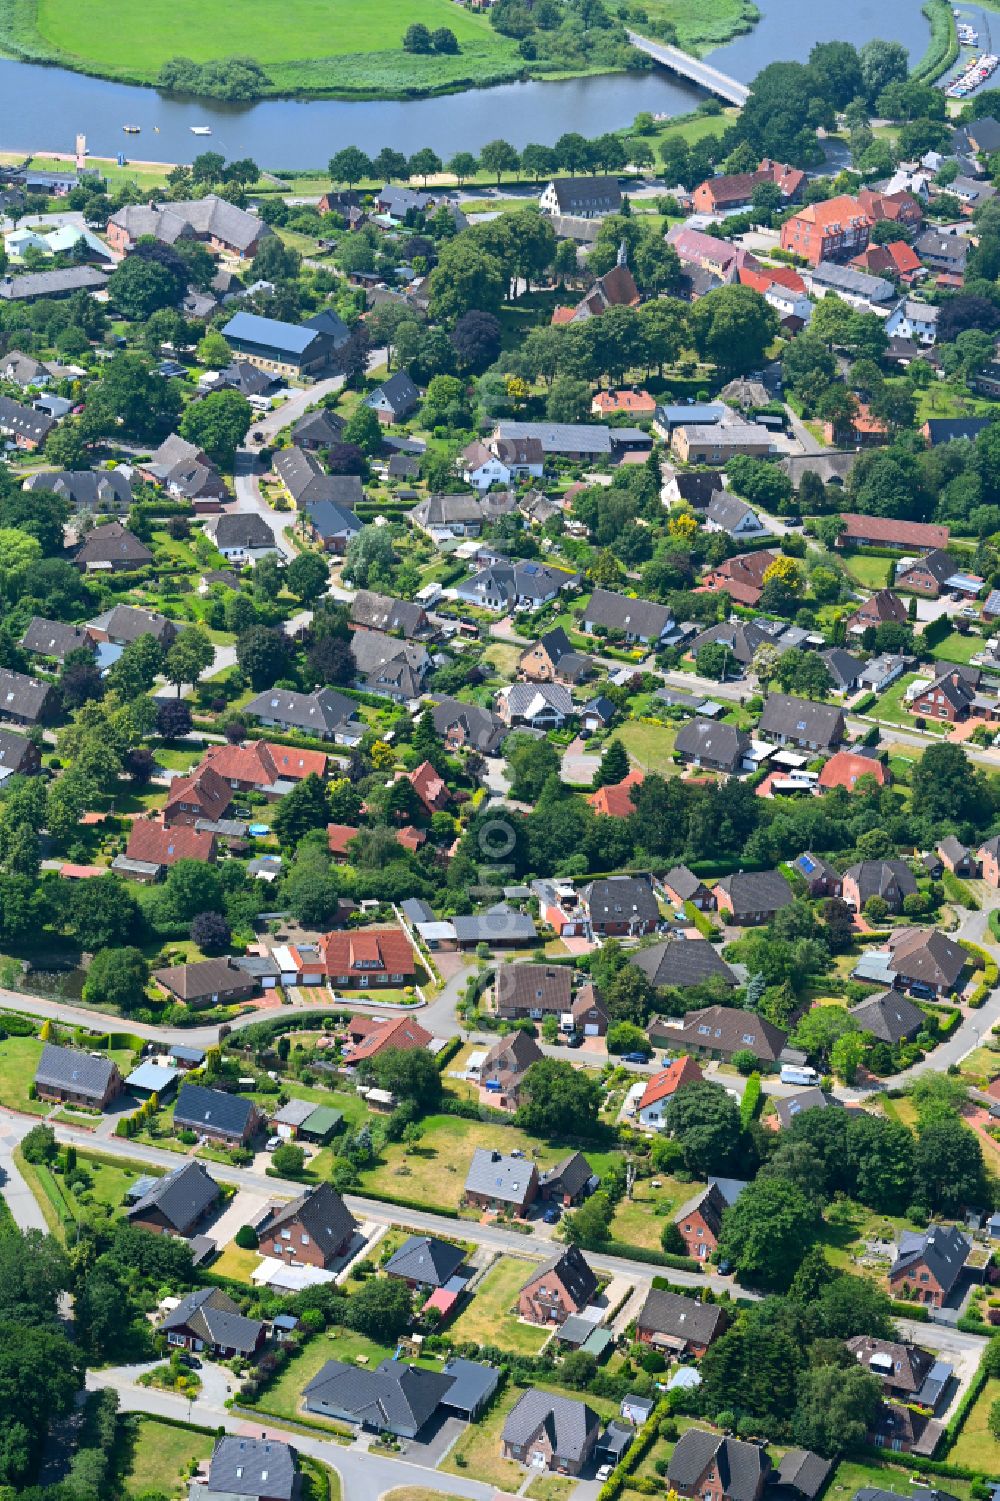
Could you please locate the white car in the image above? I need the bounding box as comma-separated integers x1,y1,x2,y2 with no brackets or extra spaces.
597,1465,614,1482
265,1135,281,1151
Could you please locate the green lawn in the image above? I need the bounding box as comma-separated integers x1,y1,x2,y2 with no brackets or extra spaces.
827,1458,972,1501
213,1240,263,1282
448,1257,552,1355
358,1114,621,1215
870,674,949,735
609,721,678,776
609,1177,697,1251
123,1418,214,1499
27,0,523,93
928,629,986,665
950,1377,1000,1471
256,1330,391,1426
842,553,890,589
440,1385,529,1491
0,1036,47,1114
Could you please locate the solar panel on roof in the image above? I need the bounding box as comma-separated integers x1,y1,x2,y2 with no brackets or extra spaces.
799,855,815,873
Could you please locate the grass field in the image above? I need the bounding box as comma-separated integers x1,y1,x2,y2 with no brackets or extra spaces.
258,1330,394,1424
842,554,891,589
609,1177,695,1250
21,0,524,94
123,1418,214,1498
928,629,986,664
448,1257,552,1355
951,1377,1000,1470
0,1036,46,1114
358,1114,620,1214
870,674,949,735
611,721,678,775
827,1458,972,1501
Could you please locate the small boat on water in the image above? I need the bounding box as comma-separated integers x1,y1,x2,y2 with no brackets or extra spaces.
123,124,140,133
190,125,212,135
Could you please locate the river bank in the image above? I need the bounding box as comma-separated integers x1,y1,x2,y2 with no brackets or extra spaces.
0,0,933,168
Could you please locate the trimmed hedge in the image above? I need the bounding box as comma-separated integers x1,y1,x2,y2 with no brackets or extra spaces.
435,1035,463,1071
597,1398,670,1501
599,1239,699,1271
889,1299,929,1321
740,1073,762,1129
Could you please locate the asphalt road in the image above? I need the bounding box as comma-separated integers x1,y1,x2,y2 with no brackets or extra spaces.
87,1371,497,1501
0,1105,740,1298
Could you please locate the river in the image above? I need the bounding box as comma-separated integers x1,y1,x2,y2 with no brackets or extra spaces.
0,0,931,169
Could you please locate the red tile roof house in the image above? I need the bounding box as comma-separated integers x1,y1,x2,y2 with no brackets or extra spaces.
518,1246,598,1325
818,751,888,793
258,1182,358,1269
591,389,657,417
344,1014,432,1065
636,1055,704,1130
700,550,779,608
120,820,217,881
857,187,924,227
845,588,908,637
407,760,452,815
851,239,924,283
780,195,872,265
692,159,804,214
587,769,644,818
321,928,417,988
163,765,233,828
836,514,950,551
327,823,360,861
977,835,1000,888
202,740,327,795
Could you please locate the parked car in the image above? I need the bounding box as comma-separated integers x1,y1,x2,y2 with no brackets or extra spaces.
623,1051,650,1064
597,1465,614,1482
566,1032,584,1049
542,1205,562,1224
178,1353,202,1370
266,1135,281,1150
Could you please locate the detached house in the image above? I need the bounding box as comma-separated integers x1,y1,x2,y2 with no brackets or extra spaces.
258,1183,357,1268
365,370,420,425
164,765,233,828
162,1288,265,1359
842,859,916,913
651,1005,787,1065
464,1149,539,1214
497,681,574,730
153,958,257,1008
173,1083,262,1144
668,1431,770,1501
518,1246,598,1325
126,1160,220,1237
888,1225,971,1308
673,1178,748,1261
479,1029,544,1109
758,692,845,753
583,875,661,937
713,869,793,926
540,175,621,218
519,627,593,686
636,1055,704,1130
501,1389,601,1476
636,1290,728,1358
581,588,673,645
320,927,417,987
495,962,572,1020
0,668,54,727
74,522,153,572
34,1043,124,1110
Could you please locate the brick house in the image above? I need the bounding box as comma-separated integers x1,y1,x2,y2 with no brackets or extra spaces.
583,875,661,937
478,1030,544,1110
539,1152,597,1206
518,627,593,686
320,927,417,987
650,1006,787,1066
841,859,916,913
780,196,872,265
844,588,908,637
938,835,976,876
161,1287,265,1359
518,1246,598,1325
701,550,778,608
662,865,715,910
713,869,793,926
173,1083,263,1145
200,740,327,795
909,669,978,723
635,1290,728,1357
33,1043,124,1110
896,548,961,598
126,1160,220,1237
672,1178,747,1261
495,962,573,1020
887,1225,971,1308
163,765,233,828
667,1431,771,1501
501,1389,600,1476
258,1183,358,1268
977,835,1000,887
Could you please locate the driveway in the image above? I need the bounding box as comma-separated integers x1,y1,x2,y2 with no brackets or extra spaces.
205,1188,272,1248
0,1125,48,1232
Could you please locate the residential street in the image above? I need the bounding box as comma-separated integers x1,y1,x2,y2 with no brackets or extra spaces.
0,1104,740,1298
87,1370,497,1501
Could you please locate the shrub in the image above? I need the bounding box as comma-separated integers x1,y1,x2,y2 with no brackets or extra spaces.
235,1225,259,1250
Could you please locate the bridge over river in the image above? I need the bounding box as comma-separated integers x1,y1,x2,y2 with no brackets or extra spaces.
626,31,751,106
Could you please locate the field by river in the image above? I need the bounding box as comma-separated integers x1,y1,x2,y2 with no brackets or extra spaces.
0,0,757,97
